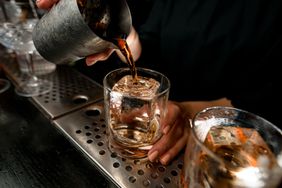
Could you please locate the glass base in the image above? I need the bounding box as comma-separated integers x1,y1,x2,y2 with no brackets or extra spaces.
0,78,11,94
108,136,151,160
15,78,53,97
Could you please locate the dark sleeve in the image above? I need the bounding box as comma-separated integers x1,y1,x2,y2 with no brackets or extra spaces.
222,0,282,128
227,37,282,128
135,0,167,69
126,0,154,30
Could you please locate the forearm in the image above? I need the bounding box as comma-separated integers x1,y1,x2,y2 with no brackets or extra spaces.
175,97,233,120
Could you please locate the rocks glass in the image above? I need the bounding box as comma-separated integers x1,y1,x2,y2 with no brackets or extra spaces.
103,67,170,159
181,106,282,188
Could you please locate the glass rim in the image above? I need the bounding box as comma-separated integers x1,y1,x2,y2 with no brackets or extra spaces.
103,67,171,97
0,78,11,94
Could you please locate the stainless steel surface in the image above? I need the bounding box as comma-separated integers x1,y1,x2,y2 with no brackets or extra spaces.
2,61,103,119
53,101,183,188
2,60,184,188
31,66,104,119
32,0,132,64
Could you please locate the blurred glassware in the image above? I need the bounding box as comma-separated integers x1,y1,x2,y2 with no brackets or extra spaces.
181,106,282,188
1,3,12,94
0,22,18,50
0,2,11,94
13,19,53,97
3,0,38,23
0,3,6,22
0,78,11,94
1,0,56,71
0,13,54,97
16,51,56,75
3,0,25,23
0,0,56,96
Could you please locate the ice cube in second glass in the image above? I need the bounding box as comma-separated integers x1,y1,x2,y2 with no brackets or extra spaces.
201,126,278,187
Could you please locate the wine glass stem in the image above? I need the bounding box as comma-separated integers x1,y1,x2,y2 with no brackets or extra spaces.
26,52,38,83
0,3,8,21
28,0,39,19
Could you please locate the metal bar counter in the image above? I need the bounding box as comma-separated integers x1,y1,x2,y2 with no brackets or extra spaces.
0,58,110,187
0,53,184,188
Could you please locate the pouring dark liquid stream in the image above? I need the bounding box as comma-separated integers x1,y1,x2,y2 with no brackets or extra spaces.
77,0,137,79
112,38,137,79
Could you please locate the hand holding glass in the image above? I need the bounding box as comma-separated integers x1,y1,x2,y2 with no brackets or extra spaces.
104,67,170,159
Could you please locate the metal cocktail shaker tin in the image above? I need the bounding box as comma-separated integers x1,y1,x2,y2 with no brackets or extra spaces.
32,0,132,64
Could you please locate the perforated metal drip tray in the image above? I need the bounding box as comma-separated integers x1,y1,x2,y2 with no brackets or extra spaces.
2,61,184,188
30,66,104,119
2,62,104,119
53,101,184,188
